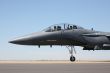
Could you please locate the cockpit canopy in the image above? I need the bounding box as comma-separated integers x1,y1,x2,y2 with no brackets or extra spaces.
43,23,84,32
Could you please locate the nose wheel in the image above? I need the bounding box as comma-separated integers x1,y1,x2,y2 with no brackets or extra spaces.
66,46,76,62
70,55,75,62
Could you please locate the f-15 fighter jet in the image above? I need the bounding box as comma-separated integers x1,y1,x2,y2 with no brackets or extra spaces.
9,23,110,62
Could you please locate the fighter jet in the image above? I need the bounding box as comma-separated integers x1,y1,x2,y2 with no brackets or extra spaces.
9,23,110,62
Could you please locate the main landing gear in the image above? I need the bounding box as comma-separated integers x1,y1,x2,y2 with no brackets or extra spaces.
66,46,76,62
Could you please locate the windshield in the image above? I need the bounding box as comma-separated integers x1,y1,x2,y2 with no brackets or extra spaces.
43,23,83,32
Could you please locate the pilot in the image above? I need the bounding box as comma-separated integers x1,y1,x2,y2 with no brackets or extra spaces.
57,26,61,30
73,25,77,29
67,25,70,29
54,26,57,31
70,26,73,29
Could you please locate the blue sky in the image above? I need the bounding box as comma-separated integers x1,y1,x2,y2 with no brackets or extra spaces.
0,0,110,60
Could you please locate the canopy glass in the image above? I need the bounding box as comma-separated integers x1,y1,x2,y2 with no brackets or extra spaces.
43,23,84,32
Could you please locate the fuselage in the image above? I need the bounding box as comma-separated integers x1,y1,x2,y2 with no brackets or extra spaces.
9,28,110,46
9,23,110,62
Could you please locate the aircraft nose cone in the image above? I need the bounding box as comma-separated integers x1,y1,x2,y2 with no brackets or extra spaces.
9,39,21,44
9,32,57,45
9,32,45,45
9,34,34,45
9,38,26,44
9,40,15,44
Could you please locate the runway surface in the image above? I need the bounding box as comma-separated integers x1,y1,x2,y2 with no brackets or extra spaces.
0,61,110,73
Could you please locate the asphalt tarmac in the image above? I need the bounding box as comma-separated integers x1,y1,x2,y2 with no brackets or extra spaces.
0,62,110,73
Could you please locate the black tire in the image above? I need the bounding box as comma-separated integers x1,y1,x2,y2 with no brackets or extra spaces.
70,56,75,62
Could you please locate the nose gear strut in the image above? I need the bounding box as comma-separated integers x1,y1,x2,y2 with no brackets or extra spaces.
66,46,76,62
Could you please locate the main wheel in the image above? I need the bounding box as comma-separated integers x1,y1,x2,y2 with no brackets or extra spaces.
70,56,75,62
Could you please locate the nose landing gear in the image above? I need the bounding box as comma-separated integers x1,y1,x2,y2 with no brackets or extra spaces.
66,46,76,62
70,55,75,62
